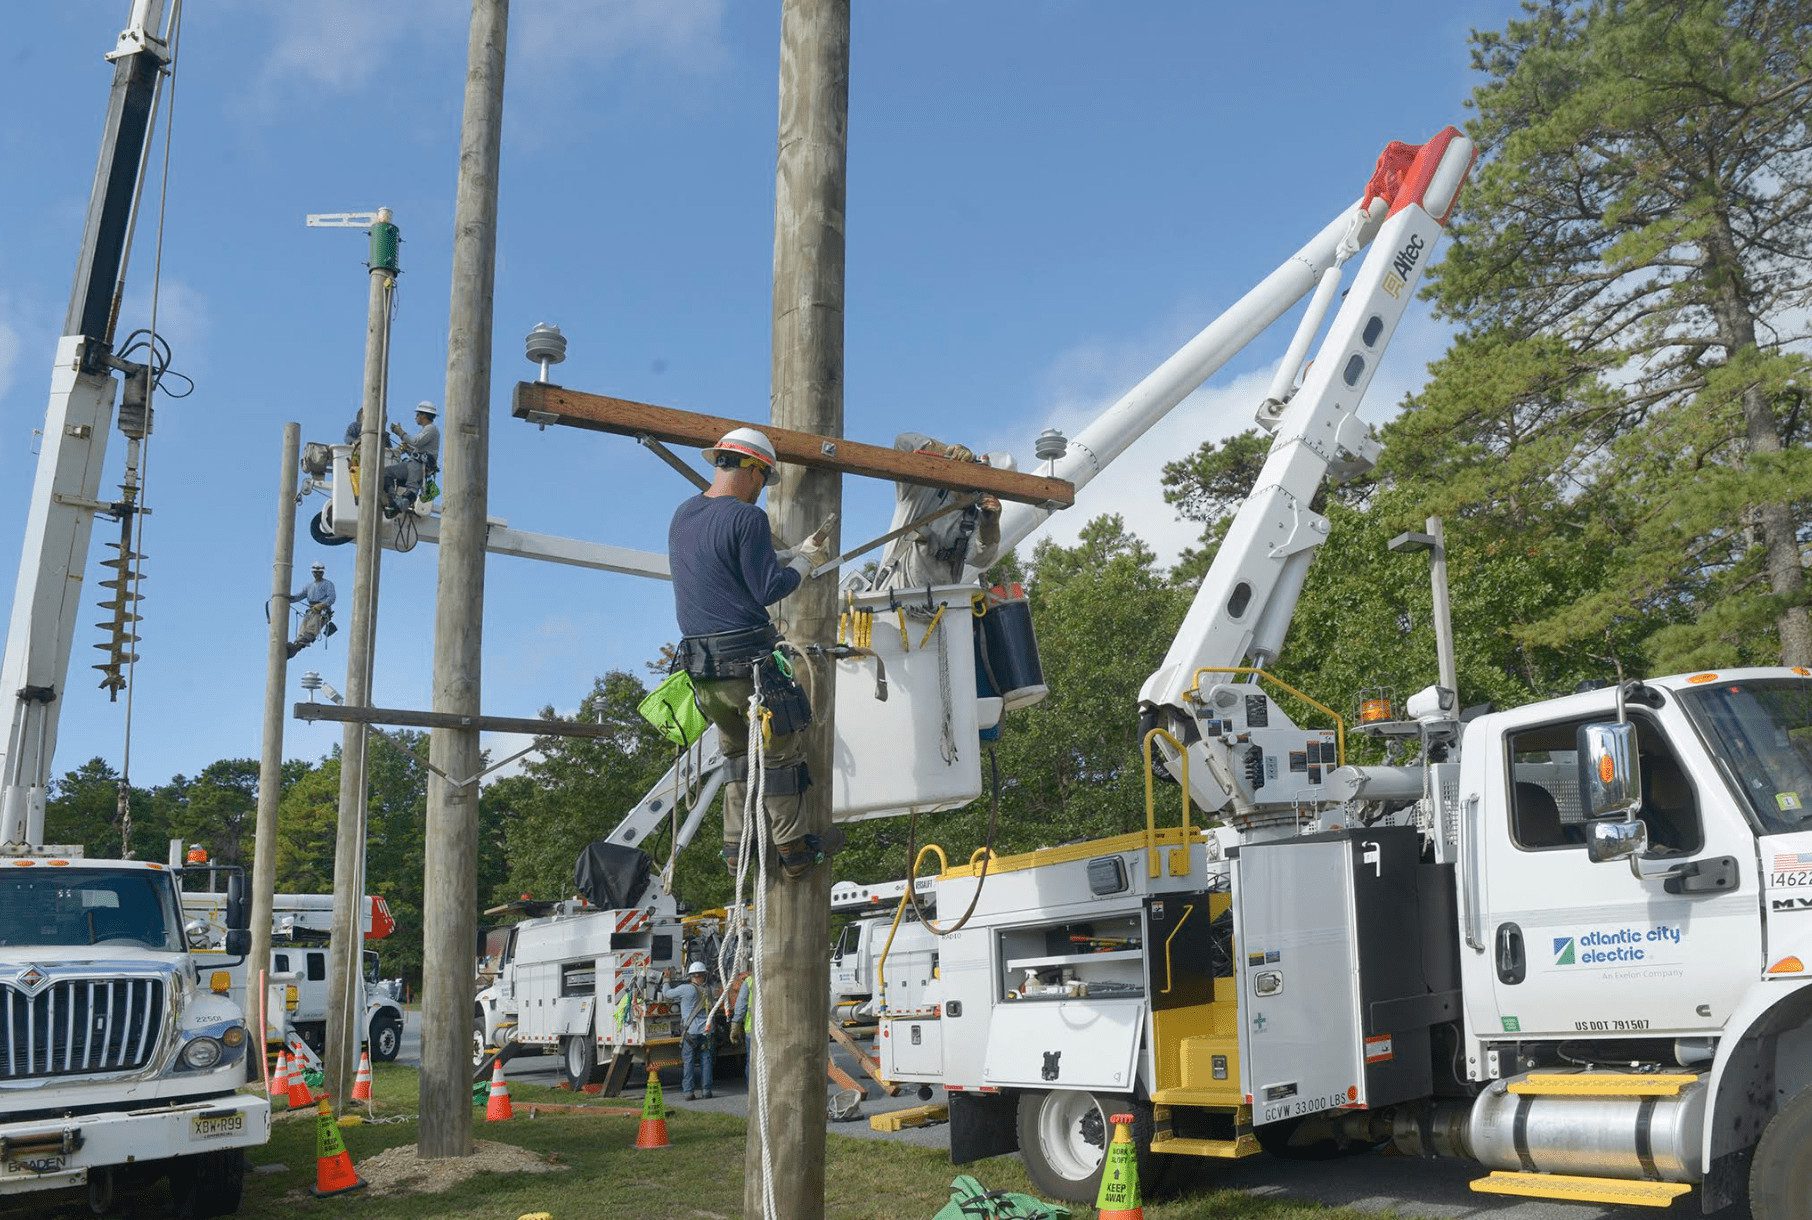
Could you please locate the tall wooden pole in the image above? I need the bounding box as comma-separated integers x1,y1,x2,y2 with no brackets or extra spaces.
419,0,507,1160
247,420,299,1071
324,212,398,1110
746,0,847,1214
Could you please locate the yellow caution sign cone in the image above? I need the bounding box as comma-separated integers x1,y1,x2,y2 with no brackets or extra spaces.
633,1073,671,1150
1095,1112,1143,1220
310,1098,367,1198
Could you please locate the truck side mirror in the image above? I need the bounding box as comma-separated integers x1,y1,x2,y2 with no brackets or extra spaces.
225,928,252,957
1585,817,1648,864
1577,721,1642,821
225,871,251,934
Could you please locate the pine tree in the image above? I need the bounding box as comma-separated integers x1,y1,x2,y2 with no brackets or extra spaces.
1425,0,1812,666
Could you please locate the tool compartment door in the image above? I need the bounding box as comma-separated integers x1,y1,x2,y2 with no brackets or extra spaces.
980,998,1143,1093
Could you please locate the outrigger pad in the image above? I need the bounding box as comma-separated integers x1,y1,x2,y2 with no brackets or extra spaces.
574,840,653,910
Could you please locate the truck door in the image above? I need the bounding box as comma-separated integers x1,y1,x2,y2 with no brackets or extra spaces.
831,922,863,996
1467,703,1760,1040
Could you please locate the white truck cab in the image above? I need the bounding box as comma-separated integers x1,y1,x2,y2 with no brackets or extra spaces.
0,853,269,1214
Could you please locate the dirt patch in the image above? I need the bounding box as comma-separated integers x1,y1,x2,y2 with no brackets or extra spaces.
354,1139,568,1197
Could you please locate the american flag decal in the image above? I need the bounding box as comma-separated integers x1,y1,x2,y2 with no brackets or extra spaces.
1772,851,1812,872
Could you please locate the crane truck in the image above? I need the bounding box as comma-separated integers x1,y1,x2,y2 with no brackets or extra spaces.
0,4,269,1212
857,125,1812,1219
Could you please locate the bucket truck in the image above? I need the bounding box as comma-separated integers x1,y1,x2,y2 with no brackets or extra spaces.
862,126,1812,1220
0,5,269,1212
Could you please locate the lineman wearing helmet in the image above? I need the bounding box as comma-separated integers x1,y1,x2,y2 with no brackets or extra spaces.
286,563,337,657
668,428,830,879
873,433,1003,590
382,401,441,509
660,961,719,1100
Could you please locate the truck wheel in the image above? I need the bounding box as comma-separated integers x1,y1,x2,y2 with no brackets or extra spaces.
562,1034,599,1092
1751,1084,1812,1219
1015,1090,1160,1204
169,1148,246,1218
369,1011,403,1062
472,1006,490,1070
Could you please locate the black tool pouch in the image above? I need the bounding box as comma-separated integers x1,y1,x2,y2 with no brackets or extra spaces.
754,650,812,737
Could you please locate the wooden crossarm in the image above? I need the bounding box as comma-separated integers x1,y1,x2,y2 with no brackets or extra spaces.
513,381,1075,508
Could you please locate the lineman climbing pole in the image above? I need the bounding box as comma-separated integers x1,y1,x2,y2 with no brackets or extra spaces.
747,0,848,1215
420,0,508,1160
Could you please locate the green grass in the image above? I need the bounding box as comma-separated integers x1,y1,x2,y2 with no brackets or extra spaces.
12,1065,1388,1219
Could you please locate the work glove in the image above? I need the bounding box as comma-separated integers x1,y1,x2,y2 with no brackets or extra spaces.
942,442,975,463
783,515,836,575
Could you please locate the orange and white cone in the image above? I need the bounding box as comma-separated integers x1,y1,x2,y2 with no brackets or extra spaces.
351,1050,373,1102
286,1059,316,1109
485,1059,513,1122
310,1098,366,1198
269,1049,289,1098
632,1073,670,1150
1094,1112,1144,1220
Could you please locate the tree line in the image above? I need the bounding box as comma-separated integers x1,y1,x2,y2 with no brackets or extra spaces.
45,0,1810,982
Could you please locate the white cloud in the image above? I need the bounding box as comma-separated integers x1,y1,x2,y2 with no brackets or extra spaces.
261,1,462,96
253,0,725,100
0,310,20,405
516,0,727,76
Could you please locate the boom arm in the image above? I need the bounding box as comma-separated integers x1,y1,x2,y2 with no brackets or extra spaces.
0,2,173,846
1139,129,1476,823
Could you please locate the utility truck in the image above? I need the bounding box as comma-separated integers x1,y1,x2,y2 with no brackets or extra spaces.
181,890,406,1062
856,126,1812,1219
474,843,744,1092
0,4,270,1213
830,879,938,1025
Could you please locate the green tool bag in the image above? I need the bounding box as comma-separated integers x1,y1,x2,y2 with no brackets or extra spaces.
638,669,710,747
932,1174,1070,1220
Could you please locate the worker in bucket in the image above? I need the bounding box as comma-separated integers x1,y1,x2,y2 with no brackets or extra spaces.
286,563,336,657
661,962,719,1100
873,433,1003,590
383,401,441,508
668,427,830,880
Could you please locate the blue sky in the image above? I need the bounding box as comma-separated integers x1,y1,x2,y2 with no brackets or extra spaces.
0,0,1518,788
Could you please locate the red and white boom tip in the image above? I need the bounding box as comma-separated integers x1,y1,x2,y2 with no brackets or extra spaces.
1362,126,1476,226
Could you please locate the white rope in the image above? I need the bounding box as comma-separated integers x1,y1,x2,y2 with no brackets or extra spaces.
742,693,778,1220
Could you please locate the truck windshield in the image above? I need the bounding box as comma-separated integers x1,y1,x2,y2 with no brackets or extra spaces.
0,868,183,951
1680,678,1812,836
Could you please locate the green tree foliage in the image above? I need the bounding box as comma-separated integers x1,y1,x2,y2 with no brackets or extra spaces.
1421,0,1812,667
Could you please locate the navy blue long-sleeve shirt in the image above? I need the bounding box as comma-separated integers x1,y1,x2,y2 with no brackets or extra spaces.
668,494,802,636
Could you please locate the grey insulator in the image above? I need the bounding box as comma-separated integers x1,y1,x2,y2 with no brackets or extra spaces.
525,322,567,367
1034,428,1068,462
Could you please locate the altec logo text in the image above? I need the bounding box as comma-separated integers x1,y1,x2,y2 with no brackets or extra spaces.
1553,925,1683,965
1391,234,1426,279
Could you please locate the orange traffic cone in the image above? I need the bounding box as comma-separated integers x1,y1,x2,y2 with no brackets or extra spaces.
269,1049,289,1098
1095,1112,1144,1220
632,1073,670,1150
287,1059,316,1109
485,1059,514,1122
352,1050,374,1103
310,1098,366,1198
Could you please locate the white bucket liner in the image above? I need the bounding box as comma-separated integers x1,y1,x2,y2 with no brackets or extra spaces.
831,584,985,822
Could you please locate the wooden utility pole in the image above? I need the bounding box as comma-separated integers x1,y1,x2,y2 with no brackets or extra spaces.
746,0,847,1214
324,211,399,1110
247,420,299,1071
419,0,507,1160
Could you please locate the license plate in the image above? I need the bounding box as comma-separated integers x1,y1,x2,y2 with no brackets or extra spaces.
191,1112,244,1139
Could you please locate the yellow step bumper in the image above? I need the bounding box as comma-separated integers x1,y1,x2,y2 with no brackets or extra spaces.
1471,1171,1692,1207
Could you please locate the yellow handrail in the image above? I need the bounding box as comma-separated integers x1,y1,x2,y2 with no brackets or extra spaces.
876,844,947,1005
1142,727,1193,879
1187,666,1346,767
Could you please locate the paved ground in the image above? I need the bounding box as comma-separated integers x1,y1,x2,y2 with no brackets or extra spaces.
399,1012,1671,1219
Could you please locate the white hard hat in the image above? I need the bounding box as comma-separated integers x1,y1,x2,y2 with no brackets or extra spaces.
415,401,438,418
311,562,326,573
702,426,776,470
687,961,708,975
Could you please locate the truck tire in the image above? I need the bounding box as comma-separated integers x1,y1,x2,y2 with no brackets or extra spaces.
169,1148,246,1218
1751,1083,1812,1219
1015,1090,1161,1204
562,1033,599,1092
472,1006,490,1070
369,1010,403,1062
